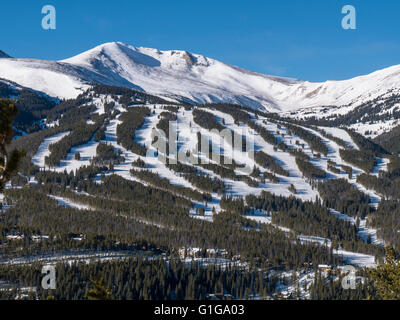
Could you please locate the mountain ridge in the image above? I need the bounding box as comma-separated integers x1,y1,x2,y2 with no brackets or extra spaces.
0,41,399,113
0,50,11,58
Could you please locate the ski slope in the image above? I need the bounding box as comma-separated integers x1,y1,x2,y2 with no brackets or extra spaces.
32,131,71,168
27,94,388,267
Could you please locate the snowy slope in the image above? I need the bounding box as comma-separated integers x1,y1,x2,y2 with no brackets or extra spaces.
0,59,89,98
1,42,400,113
32,131,71,168
30,95,384,210
24,91,389,267
61,42,295,109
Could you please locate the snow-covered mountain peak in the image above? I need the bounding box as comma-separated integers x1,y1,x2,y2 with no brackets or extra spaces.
62,42,209,70
63,42,152,67
50,42,400,111
1,41,400,113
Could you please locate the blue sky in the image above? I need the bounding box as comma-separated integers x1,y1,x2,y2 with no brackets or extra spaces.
1,0,399,81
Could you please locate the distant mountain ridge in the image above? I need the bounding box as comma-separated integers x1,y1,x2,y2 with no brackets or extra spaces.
0,50,11,58
0,42,399,114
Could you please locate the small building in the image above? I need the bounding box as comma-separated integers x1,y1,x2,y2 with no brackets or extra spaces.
6,234,24,241
32,235,49,242
318,264,332,272
178,247,201,259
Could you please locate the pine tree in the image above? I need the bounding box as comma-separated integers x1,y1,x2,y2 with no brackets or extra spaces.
369,247,400,300
0,99,25,192
85,279,112,300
